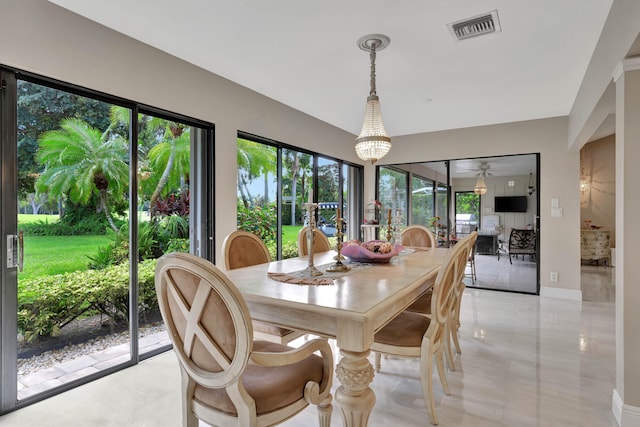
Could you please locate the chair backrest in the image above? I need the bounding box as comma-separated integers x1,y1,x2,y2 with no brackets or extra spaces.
430,239,469,327
401,225,436,248
297,226,332,256
508,228,536,250
467,231,478,260
221,230,271,270
155,252,253,390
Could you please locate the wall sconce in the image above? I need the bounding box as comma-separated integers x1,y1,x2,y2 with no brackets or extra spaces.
580,180,589,192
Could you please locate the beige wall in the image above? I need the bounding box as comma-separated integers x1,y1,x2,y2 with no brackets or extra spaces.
580,135,616,247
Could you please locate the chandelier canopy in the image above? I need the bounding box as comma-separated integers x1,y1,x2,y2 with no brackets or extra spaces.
355,34,391,164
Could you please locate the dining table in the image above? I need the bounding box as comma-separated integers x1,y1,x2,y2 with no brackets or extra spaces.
223,246,450,427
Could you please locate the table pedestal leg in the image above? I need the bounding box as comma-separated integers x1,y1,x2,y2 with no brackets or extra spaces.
335,349,376,427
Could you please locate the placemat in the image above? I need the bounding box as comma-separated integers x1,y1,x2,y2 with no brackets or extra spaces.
267,262,371,286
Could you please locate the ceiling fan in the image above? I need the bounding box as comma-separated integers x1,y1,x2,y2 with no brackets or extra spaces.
474,161,493,177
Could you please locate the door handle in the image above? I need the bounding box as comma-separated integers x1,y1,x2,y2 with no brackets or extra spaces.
18,230,24,272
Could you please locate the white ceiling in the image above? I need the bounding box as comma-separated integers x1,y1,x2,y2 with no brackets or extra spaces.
48,0,613,138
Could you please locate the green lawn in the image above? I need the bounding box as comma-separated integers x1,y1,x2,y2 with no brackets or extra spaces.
15,223,319,281
18,213,59,224
18,235,111,281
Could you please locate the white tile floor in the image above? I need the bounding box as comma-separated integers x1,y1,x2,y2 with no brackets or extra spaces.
0,265,617,426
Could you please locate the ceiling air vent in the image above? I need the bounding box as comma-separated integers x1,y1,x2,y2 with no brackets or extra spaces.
448,10,501,41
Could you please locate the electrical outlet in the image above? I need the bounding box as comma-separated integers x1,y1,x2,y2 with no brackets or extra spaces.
550,272,559,282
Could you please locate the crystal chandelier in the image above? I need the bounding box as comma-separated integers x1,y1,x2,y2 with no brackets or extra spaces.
474,174,488,195
355,34,391,164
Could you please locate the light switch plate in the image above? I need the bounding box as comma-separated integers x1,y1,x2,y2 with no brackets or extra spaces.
551,207,563,217
551,198,559,208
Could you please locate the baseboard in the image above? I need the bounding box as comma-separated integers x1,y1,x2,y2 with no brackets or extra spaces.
539,286,583,301
613,389,640,426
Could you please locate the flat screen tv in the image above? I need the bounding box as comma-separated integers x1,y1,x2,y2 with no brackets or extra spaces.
494,196,527,212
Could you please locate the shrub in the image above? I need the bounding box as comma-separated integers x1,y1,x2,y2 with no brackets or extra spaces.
237,202,276,243
267,241,299,260
18,259,157,343
167,238,190,253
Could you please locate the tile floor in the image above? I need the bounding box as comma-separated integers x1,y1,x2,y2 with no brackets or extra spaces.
467,252,538,294
0,263,617,426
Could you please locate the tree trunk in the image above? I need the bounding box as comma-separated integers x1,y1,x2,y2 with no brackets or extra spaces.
99,189,120,233
150,146,176,218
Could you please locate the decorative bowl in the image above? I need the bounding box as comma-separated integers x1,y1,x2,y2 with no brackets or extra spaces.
341,240,403,263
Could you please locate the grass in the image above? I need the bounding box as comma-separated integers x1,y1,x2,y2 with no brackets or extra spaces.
15,221,318,280
19,214,59,224
18,235,111,281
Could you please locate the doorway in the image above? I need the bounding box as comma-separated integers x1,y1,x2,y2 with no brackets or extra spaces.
378,153,540,294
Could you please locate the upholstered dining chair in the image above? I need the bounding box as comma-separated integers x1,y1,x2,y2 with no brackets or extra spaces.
452,231,478,356
155,252,333,427
297,226,332,257
404,234,473,372
371,239,469,425
402,224,438,316
401,224,437,248
221,230,305,345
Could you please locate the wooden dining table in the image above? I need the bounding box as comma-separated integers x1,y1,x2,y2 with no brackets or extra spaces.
223,247,450,427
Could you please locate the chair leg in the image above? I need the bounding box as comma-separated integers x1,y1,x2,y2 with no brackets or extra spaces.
420,347,439,426
374,351,382,373
317,395,333,427
450,315,462,355
444,319,456,371
471,260,477,284
435,350,450,396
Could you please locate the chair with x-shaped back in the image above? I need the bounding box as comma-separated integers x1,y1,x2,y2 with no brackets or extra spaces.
155,252,333,427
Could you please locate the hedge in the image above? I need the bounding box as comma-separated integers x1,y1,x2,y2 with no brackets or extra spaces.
18,259,158,343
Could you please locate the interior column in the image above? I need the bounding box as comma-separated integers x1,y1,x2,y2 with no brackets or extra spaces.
613,56,640,426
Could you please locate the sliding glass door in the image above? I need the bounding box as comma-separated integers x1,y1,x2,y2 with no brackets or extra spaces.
1,69,214,412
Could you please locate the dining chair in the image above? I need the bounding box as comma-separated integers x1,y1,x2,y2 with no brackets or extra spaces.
221,230,305,345
401,224,437,248
297,226,332,257
465,233,477,284
402,224,437,316
446,231,478,371
155,252,333,427
371,239,469,425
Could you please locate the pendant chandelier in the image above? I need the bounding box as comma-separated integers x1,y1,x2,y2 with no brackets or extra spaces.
474,174,488,195
527,172,536,196
355,34,391,164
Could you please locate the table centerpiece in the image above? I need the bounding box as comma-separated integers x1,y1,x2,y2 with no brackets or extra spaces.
341,240,403,263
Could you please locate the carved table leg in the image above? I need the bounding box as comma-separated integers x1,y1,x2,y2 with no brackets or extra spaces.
335,349,376,427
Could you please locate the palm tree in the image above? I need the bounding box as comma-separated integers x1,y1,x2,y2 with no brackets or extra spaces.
36,118,128,232
237,138,276,207
108,106,190,216
148,124,190,216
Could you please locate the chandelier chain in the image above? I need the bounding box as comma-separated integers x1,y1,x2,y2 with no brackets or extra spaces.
369,43,377,96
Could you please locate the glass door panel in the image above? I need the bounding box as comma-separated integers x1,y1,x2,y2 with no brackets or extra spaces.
136,112,195,357
236,138,278,258
281,149,312,258
317,157,339,244
16,80,132,400
411,175,434,227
